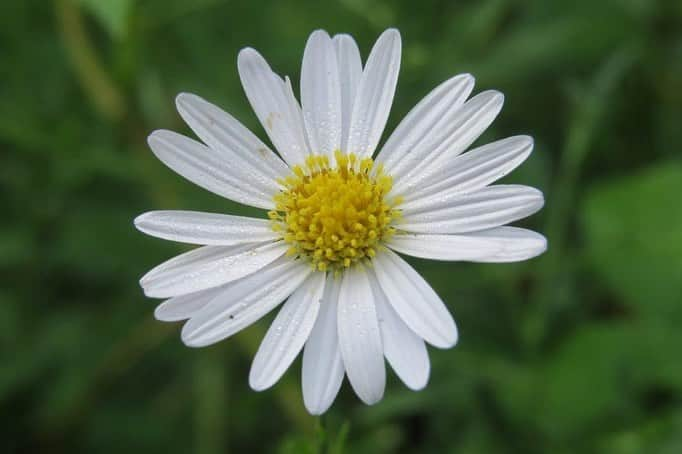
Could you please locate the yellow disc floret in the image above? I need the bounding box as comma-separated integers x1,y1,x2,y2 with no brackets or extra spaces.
270,151,401,272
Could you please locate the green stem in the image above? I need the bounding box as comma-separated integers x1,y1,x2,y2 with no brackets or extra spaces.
194,351,227,454
524,49,638,353
54,0,126,121
315,415,328,454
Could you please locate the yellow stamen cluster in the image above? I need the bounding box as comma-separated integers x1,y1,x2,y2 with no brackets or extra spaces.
270,151,401,272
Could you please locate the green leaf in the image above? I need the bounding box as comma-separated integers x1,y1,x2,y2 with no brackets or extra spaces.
599,409,682,454
537,319,682,441
583,162,682,317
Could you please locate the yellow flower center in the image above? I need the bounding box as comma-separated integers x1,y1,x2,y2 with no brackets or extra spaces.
270,151,401,272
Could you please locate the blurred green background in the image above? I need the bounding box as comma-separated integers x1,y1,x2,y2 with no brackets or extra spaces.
2,0,682,452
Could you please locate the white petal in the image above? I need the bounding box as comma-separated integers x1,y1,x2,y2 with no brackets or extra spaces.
148,130,275,209
368,269,429,390
249,272,325,391
387,227,546,262
140,241,287,298
346,29,401,158
302,273,345,415
175,93,289,183
333,34,362,153
301,30,342,158
397,185,544,234
337,265,385,405
460,227,547,262
376,74,475,174
134,210,278,245
387,233,501,262
402,135,534,204
181,257,312,347
373,249,457,348
391,90,504,196
154,285,226,322
238,48,310,166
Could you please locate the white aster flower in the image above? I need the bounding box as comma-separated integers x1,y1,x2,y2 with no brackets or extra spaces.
135,28,546,414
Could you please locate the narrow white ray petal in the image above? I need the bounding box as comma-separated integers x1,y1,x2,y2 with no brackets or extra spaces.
140,241,287,298
346,29,401,158
238,48,310,166
337,265,385,405
376,74,475,173
387,227,546,263
302,273,344,415
249,272,325,391
396,185,544,234
301,30,342,158
148,130,275,209
402,183,540,213
141,242,265,286
373,249,457,348
134,211,278,245
391,90,505,195
368,269,429,390
333,34,362,153
463,227,547,262
175,93,289,183
402,136,534,204
387,233,502,261
181,257,312,347
154,285,227,322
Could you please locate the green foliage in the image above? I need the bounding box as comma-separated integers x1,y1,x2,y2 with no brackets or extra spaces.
78,0,134,38
584,163,682,316
2,0,681,452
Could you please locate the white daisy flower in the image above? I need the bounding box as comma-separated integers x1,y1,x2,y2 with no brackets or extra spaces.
135,28,546,414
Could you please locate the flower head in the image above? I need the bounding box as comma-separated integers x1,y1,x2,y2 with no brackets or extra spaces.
272,151,399,272
135,28,546,414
